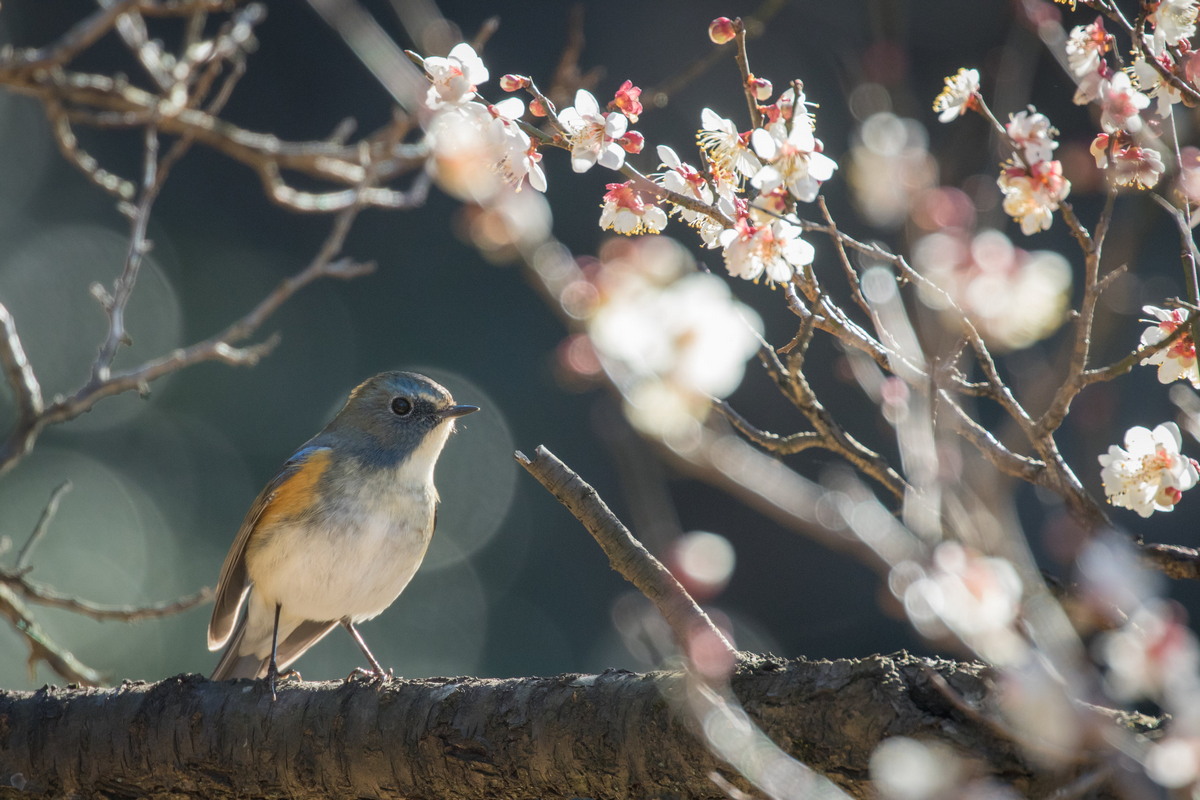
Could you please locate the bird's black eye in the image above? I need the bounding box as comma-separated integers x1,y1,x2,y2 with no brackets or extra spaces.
391,396,413,416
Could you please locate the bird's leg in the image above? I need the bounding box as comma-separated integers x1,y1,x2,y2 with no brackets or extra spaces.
341,619,391,684
265,603,283,701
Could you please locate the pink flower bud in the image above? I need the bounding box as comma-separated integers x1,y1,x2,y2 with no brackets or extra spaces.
708,17,737,44
747,76,773,101
530,98,548,117
618,131,645,154
500,74,529,92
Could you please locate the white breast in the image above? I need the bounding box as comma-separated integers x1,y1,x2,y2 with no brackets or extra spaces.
246,446,443,623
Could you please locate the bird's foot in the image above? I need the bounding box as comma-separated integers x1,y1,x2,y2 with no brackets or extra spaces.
263,665,301,701
345,666,393,689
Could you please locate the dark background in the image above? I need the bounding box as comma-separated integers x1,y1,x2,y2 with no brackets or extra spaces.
0,0,1192,688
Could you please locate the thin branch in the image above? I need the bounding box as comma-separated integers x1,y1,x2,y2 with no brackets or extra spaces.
0,302,44,430
731,19,762,130
0,204,377,477
14,481,71,572
515,445,737,660
3,0,142,70
0,583,101,685
0,576,212,622
757,344,908,500
713,400,823,455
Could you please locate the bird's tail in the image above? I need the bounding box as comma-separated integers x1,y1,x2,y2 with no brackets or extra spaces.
210,618,267,680
210,613,340,681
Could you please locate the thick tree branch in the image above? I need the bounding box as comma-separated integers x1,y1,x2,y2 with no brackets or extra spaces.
0,654,1159,799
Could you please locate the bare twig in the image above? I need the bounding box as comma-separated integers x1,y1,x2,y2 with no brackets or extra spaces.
0,577,212,623
713,399,823,455
0,202,377,477
515,445,737,660
0,583,101,685
0,302,43,434
14,481,71,572
731,19,762,130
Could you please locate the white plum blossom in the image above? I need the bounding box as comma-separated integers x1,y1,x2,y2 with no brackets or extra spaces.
559,89,629,173
1131,57,1183,117
697,108,761,181
1090,133,1164,189
1099,71,1150,133
654,145,714,227
997,159,1070,235
1148,0,1199,54
423,42,489,110
749,115,838,203
719,217,814,284
598,181,668,235
1140,305,1200,387
1099,422,1199,517
1006,107,1058,165
1065,19,1110,104
932,68,980,122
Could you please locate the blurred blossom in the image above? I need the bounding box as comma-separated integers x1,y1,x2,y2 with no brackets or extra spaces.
901,542,1025,664
1140,305,1199,388
869,737,962,800
1171,383,1200,444
846,112,938,229
1076,536,1160,622
461,187,553,262
994,659,1082,765
913,228,1071,352
579,237,762,442
1097,600,1200,702
425,99,543,202
669,530,736,601
1145,737,1200,789
1098,422,1198,517
1179,146,1200,204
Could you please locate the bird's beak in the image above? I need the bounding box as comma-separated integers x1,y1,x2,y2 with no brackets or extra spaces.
439,404,480,420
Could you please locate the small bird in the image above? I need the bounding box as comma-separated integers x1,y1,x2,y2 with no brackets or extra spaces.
208,371,478,694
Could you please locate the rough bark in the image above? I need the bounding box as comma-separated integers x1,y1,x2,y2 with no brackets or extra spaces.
0,652,1157,800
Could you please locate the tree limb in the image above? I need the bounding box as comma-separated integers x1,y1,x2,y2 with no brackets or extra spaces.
0,654,1159,799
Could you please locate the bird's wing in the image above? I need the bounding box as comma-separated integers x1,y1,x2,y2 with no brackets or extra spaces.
275,619,340,673
207,445,333,650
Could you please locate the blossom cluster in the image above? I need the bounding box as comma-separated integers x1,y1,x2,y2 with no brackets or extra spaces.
1066,12,1178,190
421,43,546,202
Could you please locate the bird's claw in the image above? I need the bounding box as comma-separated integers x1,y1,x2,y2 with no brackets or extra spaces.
263,666,301,700
345,666,392,688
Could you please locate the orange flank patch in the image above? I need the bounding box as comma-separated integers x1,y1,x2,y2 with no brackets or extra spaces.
259,449,331,527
